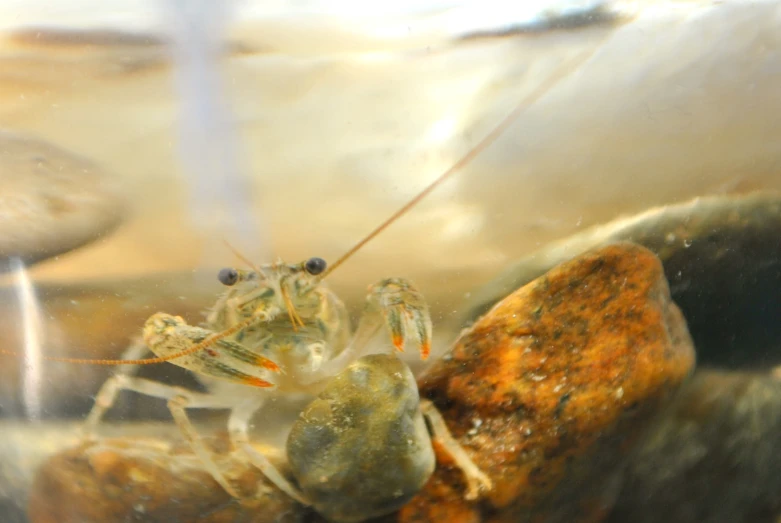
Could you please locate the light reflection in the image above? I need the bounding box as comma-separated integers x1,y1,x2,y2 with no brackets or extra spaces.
10,257,43,422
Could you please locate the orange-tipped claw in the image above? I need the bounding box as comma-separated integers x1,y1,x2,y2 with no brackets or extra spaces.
392,333,405,353
258,356,281,372
242,377,275,388
372,278,433,361
420,341,431,360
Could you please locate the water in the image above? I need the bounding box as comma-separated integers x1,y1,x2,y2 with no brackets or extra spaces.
1,0,781,521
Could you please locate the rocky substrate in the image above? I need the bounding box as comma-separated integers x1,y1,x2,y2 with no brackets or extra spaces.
23,243,696,522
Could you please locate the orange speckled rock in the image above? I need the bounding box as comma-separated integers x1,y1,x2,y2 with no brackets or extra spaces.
409,242,696,522
397,441,481,523
28,437,306,523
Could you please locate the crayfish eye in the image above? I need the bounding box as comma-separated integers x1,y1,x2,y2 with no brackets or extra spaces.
218,268,239,286
304,257,327,275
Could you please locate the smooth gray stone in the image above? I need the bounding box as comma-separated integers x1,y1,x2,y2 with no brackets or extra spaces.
0,131,126,271
609,370,781,523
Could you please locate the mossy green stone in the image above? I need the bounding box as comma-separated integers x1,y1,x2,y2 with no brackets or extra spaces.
286,354,435,523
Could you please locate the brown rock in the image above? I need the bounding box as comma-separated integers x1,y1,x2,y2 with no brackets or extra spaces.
409,242,696,522
397,441,481,523
463,191,781,370
0,421,200,522
0,130,126,270
27,436,307,523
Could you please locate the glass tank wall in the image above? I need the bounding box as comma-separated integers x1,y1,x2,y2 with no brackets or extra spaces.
1,1,781,522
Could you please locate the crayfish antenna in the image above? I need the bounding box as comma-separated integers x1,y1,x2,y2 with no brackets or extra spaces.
319,49,596,280
223,239,262,273
0,312,265,366
0,49,597,369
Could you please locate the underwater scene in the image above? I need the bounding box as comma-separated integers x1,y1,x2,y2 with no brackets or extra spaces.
1,0,781,521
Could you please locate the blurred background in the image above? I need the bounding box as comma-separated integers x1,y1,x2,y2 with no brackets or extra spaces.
3,0,779,304
1,0,780,410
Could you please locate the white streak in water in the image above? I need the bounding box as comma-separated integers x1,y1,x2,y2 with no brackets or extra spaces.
10,257,43,422
163,0,268,261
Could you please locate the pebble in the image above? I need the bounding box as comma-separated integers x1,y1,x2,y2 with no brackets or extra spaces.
608,369,781,523
287,354,435,523
457,192,781,520
407,242,696,522
27,433,304,523
0,421,198,523
0,130,126,270
462,191,781,370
